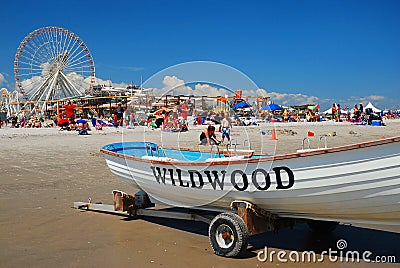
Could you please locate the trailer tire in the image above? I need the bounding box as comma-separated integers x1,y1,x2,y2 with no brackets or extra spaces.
224,212,249,252
208,212,248,257
308,220,339,233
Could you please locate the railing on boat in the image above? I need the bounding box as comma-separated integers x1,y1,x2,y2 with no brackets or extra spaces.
227,139,250,156
145,143,166,157
319,136,327,149
301,138,311,151
210,142,221,158
301,136,328,151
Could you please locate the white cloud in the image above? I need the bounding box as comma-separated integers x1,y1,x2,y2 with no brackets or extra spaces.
266,91,319,106
12,71,323,107
142,75,323,107
255,88,268,97
148,75,232,97
0,73,6,86
162,75,192,94
364,95,385,101
194,83,230,96
154,76,267,98
15,72,97,98
15,71,397,110
341,95,386,106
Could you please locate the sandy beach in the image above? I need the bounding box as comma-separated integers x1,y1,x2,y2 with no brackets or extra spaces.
1,120,399,267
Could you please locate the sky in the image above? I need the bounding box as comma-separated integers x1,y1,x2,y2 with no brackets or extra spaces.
1,0,399,110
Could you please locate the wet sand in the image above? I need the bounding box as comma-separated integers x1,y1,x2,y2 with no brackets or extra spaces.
1,121,399,267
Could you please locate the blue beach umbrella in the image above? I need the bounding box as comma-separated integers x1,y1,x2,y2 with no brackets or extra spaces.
76,119,87,124
261,103,282,111
231,101,251,110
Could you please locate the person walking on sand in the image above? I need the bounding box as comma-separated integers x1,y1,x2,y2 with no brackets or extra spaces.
220,113,232,143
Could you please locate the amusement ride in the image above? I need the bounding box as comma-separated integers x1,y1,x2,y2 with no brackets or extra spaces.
13,26,96,113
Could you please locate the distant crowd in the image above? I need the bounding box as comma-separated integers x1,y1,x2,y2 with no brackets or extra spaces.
1,101,399,133
327,103,396,125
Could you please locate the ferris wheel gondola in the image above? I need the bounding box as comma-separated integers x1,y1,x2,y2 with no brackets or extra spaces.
14,26,96,113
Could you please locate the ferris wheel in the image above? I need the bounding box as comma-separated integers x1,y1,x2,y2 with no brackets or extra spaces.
14,26,96,111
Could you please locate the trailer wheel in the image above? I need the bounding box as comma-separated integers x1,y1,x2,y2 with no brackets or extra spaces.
208,212,248,257
308,220,339,233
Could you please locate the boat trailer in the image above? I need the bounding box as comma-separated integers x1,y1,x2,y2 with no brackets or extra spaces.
73,190,335,257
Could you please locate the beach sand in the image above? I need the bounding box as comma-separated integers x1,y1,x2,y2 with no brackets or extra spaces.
1,120,399,267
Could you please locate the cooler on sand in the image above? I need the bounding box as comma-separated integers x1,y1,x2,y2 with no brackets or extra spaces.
372,120,381,126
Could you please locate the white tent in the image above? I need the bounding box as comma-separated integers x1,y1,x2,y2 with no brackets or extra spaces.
364,102,381,113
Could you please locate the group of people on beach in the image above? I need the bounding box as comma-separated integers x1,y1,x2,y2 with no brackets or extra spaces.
56,101,91,134
330,103,363,122
330,102,385,125
159,111,189,132
1,114,46,128
58,101,136,132
2,97,399,135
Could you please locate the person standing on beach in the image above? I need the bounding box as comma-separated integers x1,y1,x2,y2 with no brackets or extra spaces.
359,103,364,113
116,103,124,126
336,104,341,122
181,101,189,121
64,101,77,120
353,104,359,120
331,103,337,121
220,113,232,143
129,111,135,128
282,109,289,122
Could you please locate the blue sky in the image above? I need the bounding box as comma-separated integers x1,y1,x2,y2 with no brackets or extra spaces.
1,0,399,110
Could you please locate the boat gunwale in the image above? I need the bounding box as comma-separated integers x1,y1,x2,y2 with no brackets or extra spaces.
100,136,400,166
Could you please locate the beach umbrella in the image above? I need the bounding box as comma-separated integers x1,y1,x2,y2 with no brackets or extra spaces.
231,101,251,109
308,105,316,110
154,108,171,115
76,119,87,124
261,103,282,111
